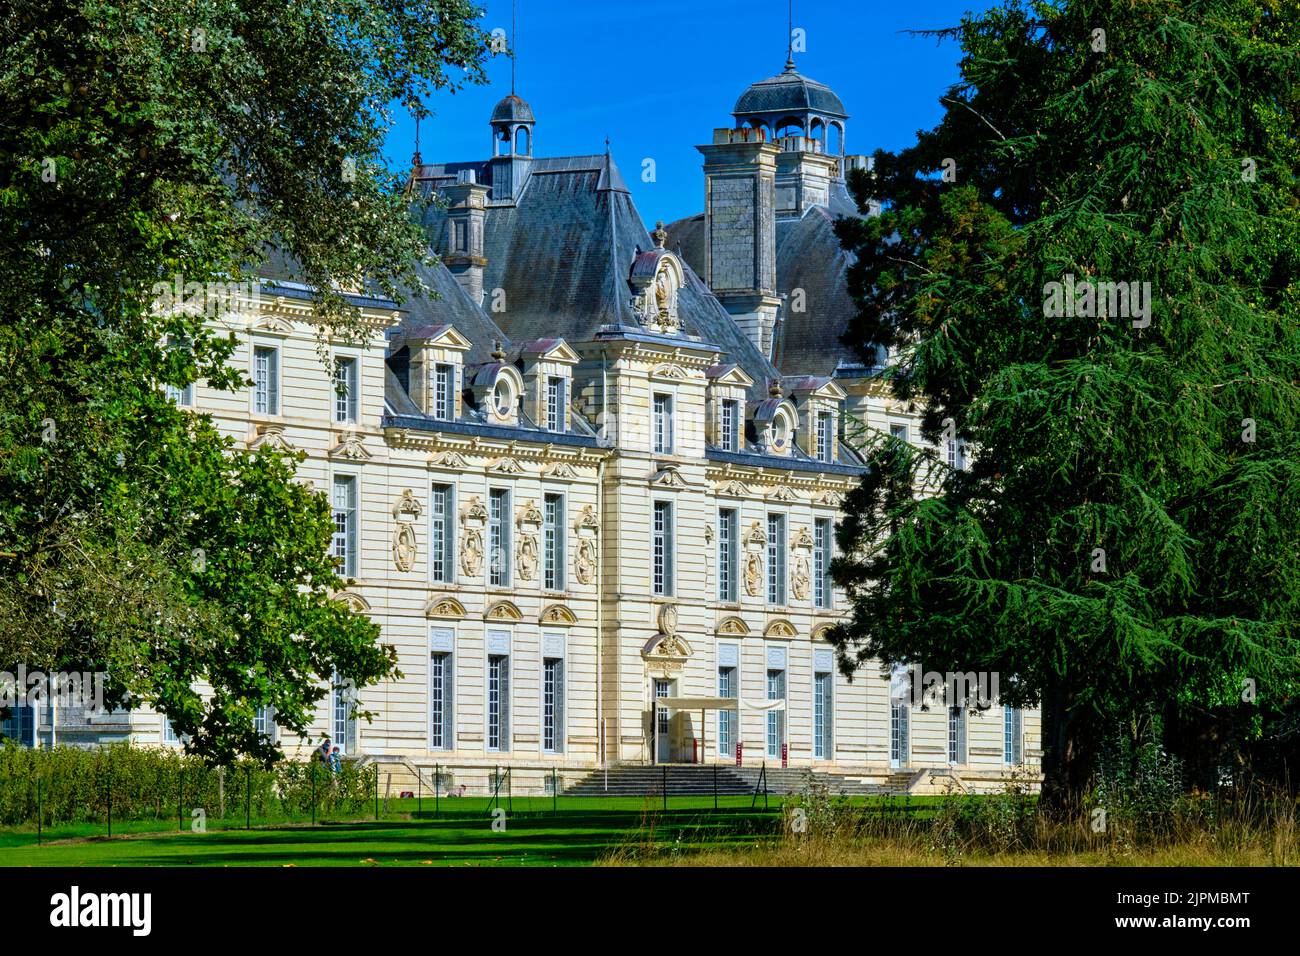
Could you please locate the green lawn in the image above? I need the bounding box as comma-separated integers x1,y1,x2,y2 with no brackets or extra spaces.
0,795,806,867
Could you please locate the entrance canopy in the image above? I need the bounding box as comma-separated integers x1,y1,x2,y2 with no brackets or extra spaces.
655,697,786,712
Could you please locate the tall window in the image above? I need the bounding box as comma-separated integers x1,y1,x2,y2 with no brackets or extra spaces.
948,705,967,764
333,356,359,424
331,671,355,754
890,700,909,767
767,514,786,605
429,483,455,584
433,363,455,421
429,647,453,751
766,668,786,758
489,488,511,587
543,657,565,753
1,705,36,746
720,398,739,452
164,337,193,406
331,475,358,578
816,411,833,462
254,705,274,742
717,508,738,603
652,501,674,596
487,653,510,752
546,376,565,432
889,422,907,443
947,438,967,471
814,671,833,759
652,393,673,454
1004,707,1024,765
162,717,178,744
814,518,832,610
253,345,279,415
717,663,737,757
544,493,565,591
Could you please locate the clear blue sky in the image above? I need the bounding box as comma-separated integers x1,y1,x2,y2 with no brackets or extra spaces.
386,0,997,225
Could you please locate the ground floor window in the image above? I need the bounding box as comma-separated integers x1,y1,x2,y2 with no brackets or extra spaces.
543,657,564,753
948,705,967,764
429,651,454,750
332,672,355,754
890,700,910,767
1,704,35,746
766,669,786,759
487,654,510,752
814,671,833,759
717,665,736,757
1004,707,1023,764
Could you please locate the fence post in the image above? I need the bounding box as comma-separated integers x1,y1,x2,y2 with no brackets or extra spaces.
245,766,251,830
311,761,317,826
177,766,183,832
662,764,667,812
552,767,557,815
507,768,512,814
37,776,42,846
107,766,113,839
434,763,440,819
713,763,718,811
418,769,422,819
374,767,380,821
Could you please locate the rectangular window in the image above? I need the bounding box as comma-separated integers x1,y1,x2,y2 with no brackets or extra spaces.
652,393,673,454
164,337,194,406
949,706,967,764
433,363,455,421
162,717,178,745
543,657,565,753
717,508,738,603
544,493,565,591
947,438,967,471
767,514,786,605
766,668,786,759
816,411,833,462
814,518,833,610
429,483,455,584
332,671,354,755
331,475,358,578
253,705,274,742
814,671,833,759
890,700,909,767
1004,707,1024,765
429,649,454,750
253,345,279,415
453,220,467,253
890,422,907,443
333,356,359,424
546,376,565,432
717,665,736,757
489,488,511,587
720,398,739,452
487,653,510,752
652,501,674,596
1,705,35,746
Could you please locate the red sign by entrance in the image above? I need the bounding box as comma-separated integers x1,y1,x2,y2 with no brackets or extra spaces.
782,743,788,769
735,742,743,767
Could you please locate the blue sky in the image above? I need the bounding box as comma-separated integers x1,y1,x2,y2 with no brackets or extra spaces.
386,0,997,225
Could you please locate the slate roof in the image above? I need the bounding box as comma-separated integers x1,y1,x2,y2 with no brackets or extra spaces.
491,94,535,125
734,63,848,120
665,178,865,378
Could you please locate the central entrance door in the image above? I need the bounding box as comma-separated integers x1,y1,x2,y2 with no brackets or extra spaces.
654,679,672,763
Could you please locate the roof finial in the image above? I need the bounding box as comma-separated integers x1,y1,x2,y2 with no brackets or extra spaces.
653,220,667,249
511,0,517,95
785,0,795,72
492,339,506,361
769,378,783,398
412,110,422,166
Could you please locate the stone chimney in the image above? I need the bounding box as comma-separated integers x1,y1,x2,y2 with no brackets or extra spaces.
441,169,489,305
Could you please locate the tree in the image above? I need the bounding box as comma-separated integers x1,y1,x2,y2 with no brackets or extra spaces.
0,0,494,761
830,0,1300,812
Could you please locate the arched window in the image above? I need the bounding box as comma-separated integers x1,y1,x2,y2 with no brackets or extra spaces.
514,126,531,156
495,128,511,157
809,118,825,153
828,121,843,156
774,115,805,140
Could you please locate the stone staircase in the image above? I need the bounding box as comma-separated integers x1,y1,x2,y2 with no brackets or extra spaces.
564,763,898,798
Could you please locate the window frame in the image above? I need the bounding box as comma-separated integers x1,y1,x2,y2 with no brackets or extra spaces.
652,392,674,455
333,354,360,424
331,472,359,579
543,492,566,592
652,500,674,596
814,517,833,610
766,513,787,606
252,343,280,416
429,483,456,584
717,507,738,603
488,488,512,588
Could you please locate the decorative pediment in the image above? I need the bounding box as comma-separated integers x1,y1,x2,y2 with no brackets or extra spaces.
392,488,423,520
515,500,544,529
708,364,755,388
329,431,372,460
253,315,294,335
424,596,467,620
716,479,752,498
429,450,471,470
764,619,798,639
410,324,473,352
542,461,580,481
650,464,689,488
247,423,295,453
489,456,525,475
461,495,489,524
791,525,815,551
743,521,768,548
812,623,837,643
333,592,372,614
484,600,523,622
539,603,578,626
642,633,692,660
716,616,750,636
523,339,580,364
650,363,689,381
817,489,845,507
574,504,600,534
769,485,801,502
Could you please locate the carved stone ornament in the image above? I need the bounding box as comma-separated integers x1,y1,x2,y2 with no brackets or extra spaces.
516,531,539,581
247,422,295,453
393,523,417,572
791,556,811,601
575,536,597,585
459,495,488,577
659,602,679,638
744,550,765,597
329,429,371,460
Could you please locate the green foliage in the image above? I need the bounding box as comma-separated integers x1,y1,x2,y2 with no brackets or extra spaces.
831,0,1300,809
0,1,494,760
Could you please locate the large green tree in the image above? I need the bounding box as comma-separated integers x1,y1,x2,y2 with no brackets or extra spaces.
0,0,493,761
831,0,1300,811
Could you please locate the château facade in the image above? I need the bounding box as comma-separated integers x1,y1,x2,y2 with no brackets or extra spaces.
9,56,1039,793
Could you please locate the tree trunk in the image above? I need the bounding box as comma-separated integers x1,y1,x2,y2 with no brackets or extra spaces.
1037,683,1096,819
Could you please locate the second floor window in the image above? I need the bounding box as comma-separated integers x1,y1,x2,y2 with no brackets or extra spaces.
767,513,786,605
429,483,455,584
433,363,455,421
546,376,565,432
816,411,834,462
253,345,279,415
652,393,673,454
334,356,359,424
331,475,358,578
652,500,674,596
544,493,565,591
720,398,739,452
814,517,833,609
489,488,511,587
717,507,738,603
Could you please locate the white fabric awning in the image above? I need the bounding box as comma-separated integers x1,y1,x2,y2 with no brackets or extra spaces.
655,697,785,712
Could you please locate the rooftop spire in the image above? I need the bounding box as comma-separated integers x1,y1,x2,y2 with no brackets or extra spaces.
511,0,517,95
785,0,795,72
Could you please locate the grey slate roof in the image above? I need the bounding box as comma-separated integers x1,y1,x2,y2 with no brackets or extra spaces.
665,178,866,379
734,63,848,120
491,94,535,125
